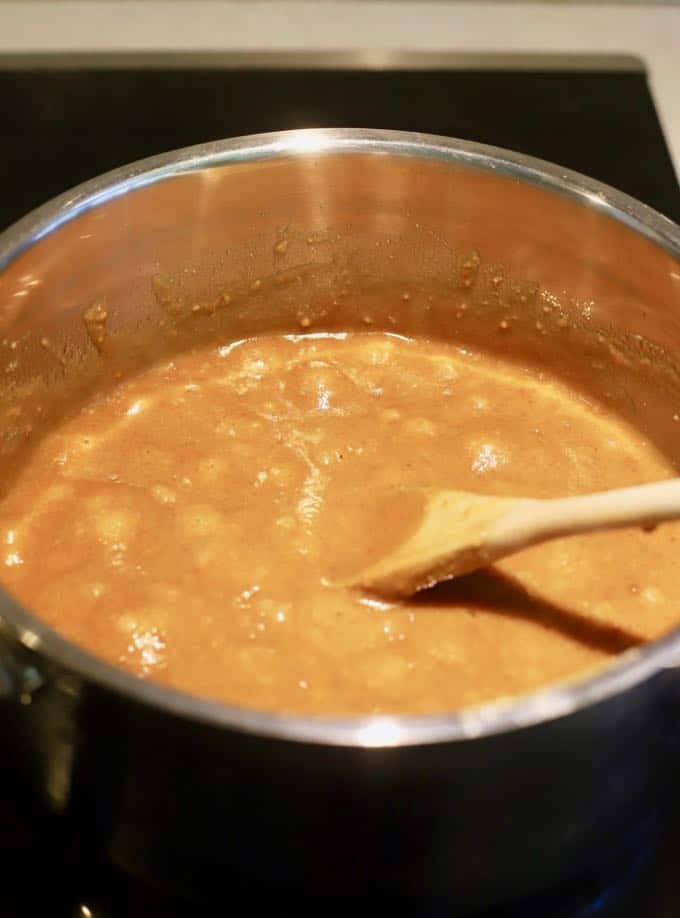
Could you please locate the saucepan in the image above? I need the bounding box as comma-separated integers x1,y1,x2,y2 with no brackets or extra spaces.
0,129,679,911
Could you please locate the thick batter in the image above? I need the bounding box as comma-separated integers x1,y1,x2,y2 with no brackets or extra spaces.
1,332,677,714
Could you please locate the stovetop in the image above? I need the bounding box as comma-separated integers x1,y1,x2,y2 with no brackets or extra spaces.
2,53,679,230
1,53,680,917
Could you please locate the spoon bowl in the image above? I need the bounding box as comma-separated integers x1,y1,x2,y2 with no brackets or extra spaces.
345,479,680,598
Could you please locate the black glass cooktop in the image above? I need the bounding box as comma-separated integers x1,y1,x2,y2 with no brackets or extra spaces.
1,54,679,918
1,53,679,231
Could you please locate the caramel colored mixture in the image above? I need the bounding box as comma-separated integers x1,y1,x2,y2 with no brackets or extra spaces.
1,332,678,714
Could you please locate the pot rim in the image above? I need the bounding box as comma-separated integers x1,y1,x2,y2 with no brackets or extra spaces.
1,127,679,748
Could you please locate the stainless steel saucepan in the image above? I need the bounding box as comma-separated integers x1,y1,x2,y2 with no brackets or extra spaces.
0,129,679,910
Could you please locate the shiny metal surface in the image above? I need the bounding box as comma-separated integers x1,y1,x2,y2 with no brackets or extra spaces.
0,127,679,751
1,128,680,906
0,50,645,71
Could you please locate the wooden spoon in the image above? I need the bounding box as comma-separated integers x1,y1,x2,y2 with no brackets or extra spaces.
343,479,680,599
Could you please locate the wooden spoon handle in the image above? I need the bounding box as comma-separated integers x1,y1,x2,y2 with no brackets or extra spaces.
492,478,680,553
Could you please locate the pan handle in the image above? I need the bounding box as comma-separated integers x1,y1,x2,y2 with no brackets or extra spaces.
0,628,45,702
